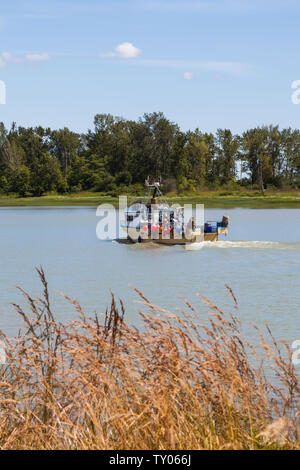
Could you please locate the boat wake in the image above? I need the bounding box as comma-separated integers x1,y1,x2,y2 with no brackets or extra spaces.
185,240,300,251
113,238,300,251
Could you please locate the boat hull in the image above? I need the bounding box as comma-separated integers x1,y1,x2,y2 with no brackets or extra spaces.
124,227,221,244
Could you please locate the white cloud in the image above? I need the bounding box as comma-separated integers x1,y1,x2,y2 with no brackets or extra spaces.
0,52,50,66
2,52,12,62
25,53,50,62
184,71,194,80
101,42,141,59
130,59,252,76
115,42,141,58
100,44,249,76
2,52,22,63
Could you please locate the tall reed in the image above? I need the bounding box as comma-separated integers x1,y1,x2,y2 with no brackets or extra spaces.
0,268,299,449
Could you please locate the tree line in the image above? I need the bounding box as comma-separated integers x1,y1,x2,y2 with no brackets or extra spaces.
1,112,300,197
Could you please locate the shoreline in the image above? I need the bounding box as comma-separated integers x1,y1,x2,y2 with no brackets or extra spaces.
1,190,300,208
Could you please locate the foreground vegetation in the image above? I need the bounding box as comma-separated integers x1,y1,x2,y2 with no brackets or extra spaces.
2,113,300,199
0,268,299,450
2,189,300,208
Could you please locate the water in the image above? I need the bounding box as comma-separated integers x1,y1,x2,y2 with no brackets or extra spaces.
0,207,299,352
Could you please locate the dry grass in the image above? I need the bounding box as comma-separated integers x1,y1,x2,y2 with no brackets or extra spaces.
0,268,299,450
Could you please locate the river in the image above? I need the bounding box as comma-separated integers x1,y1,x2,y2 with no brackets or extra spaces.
0,207,299,352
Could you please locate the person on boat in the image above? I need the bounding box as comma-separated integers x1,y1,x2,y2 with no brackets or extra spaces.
187,217,196,231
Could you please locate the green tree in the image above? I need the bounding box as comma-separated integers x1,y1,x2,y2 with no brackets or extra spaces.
30,153,67,196
0,175,9,194
50,128,81,179
215,129,240,184
13,165,31,196
184,131,209,187
241,127,271,193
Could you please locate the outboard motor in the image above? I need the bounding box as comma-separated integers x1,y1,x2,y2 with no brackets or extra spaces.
221,215,230,227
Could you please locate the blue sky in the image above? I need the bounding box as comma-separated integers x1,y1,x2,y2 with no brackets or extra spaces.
0,0,300,134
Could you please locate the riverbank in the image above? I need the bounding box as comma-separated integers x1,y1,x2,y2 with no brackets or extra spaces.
1,190,300,208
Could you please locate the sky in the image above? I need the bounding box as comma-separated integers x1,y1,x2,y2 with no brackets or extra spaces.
0,0,300,134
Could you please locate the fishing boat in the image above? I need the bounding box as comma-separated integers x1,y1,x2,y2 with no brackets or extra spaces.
122,181,229,245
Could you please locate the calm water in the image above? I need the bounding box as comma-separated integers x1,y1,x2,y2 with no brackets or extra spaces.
0,207,299,351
